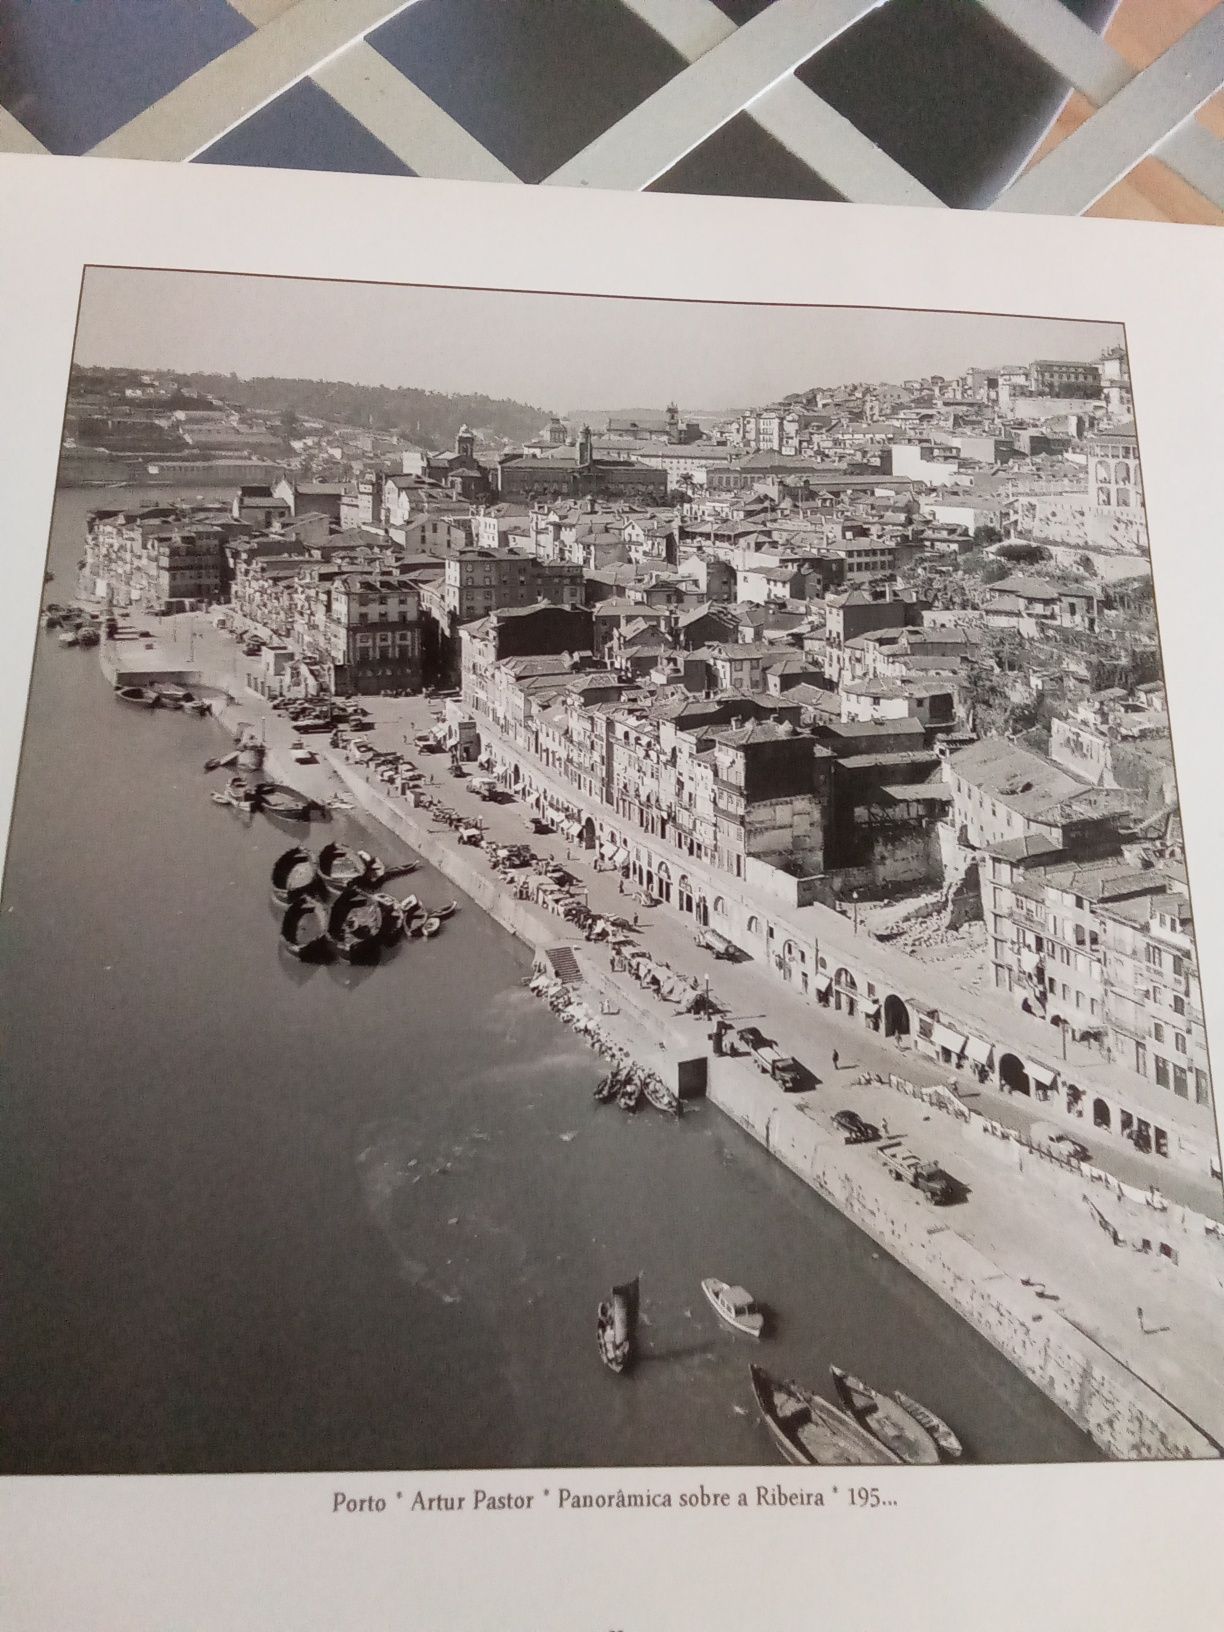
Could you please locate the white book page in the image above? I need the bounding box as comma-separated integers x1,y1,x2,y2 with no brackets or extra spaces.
0,155,1222,1632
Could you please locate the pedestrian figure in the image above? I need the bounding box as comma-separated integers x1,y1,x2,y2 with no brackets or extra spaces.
633,913,639,927
832,1049,840,1071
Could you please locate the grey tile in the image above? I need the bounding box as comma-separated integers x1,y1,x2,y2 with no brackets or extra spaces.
796,0,1115,208
369,0,687,183
649,113,843,203
0,0,252,153
195,78,415,177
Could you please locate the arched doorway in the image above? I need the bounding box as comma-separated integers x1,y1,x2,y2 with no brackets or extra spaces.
834,968,857,1017
580,816,595,850
695,897,709,928
999,1053,1030,1096
1093,1097,1112,1130
511,763,521,786
656,860,672,904
883,995,910,1038
678,874,694,914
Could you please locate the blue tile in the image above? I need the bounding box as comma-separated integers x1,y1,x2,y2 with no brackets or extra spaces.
0,0,253,153
195,78,415,177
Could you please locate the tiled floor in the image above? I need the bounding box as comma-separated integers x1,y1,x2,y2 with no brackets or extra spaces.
0,0,1220,219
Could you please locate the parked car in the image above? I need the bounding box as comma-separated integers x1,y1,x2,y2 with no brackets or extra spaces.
737,1026,803,1092
878,1143,959,1204
833,1110,880,1144
289,743,317,765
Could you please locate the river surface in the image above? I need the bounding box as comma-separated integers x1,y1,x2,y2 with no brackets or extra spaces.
0,486,1097,1472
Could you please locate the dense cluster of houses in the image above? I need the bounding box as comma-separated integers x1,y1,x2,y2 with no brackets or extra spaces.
74,346,1216,1175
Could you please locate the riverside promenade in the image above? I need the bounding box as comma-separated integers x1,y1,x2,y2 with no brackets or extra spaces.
165,615,1224,1458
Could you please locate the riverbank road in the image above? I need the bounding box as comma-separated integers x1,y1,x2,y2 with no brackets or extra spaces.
171,663,1224,1445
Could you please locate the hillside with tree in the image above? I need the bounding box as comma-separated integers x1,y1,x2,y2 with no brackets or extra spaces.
179,373,550,449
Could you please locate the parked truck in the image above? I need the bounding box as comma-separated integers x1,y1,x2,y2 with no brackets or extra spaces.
736,1026,804,1093
877,1141,958,1205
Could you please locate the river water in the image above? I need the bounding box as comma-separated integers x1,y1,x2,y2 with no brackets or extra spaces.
0,486,1096,1472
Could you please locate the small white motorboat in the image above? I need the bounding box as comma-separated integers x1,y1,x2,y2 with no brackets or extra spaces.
701,1278,765,1338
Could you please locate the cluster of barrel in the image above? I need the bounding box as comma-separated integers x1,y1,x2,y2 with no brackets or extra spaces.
270,843,454,965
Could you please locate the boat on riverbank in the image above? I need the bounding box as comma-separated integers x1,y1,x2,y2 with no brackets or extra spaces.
270,845,318,904
597,1275,639,1374
115,685,160,708
830,1366,939,1465
153,684,194,709
893,1391,964,1461
57,629,79,648
326,886,385,964
317,841,373,896
279,898,331,962
255,782,320,821
77,625,100,648
701,1279,765,1338
750,1366,899,1467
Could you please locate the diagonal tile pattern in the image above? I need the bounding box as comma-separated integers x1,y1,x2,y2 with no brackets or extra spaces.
0,0,1220,218
0,0,252,153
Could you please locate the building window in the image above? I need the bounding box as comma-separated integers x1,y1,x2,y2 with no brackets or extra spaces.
1174,1033,1186,1054
1195,1069,1210,1105
1154,1056,1170,1088
1173,1065,1188,1098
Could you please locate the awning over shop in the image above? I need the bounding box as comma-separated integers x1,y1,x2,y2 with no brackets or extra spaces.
1030,1063,1057,1089
613,848,630,867
814,973,833,996
863,999,881,1018
931,1023,968,1057
965,1036,994,1066
599,842,617,859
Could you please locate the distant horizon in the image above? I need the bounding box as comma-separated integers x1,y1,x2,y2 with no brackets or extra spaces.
75,268,1124,419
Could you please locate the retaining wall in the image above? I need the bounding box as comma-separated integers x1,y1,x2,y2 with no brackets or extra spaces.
706,1063,1219,1461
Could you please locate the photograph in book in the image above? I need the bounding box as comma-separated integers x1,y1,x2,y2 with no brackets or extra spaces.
2,265,1221,1479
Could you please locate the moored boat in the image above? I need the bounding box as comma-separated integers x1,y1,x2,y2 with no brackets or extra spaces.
255,781,318,821
182,697,211,716
893,1391,963,1461
372,894,406,945
422,900,457,921
326,886,385,964
57,629,79,647
830,1367,939,1465
701,1279,765,1338
279,898,331,962
270,845,318,904
115,685,160,708
421,915,442,938
617,1072,642,1112
77,625,100,648
154,684,193,709
643,1076,680,1116
597,1275,639,1374
749,1366,900,1467
317,841,372,896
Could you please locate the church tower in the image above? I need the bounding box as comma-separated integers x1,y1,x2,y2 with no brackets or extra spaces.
578,424,593,467
666,401,680,442
455,424,475,463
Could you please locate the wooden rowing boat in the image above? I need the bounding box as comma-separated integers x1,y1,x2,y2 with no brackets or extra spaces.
750,1366,899,1467
279,898,331,963
893,1391,963,1461
270,845,318,904
597,1275,639,1374
830,1367,939,1465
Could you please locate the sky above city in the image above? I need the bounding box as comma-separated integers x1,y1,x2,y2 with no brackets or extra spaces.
75,267,1123,416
